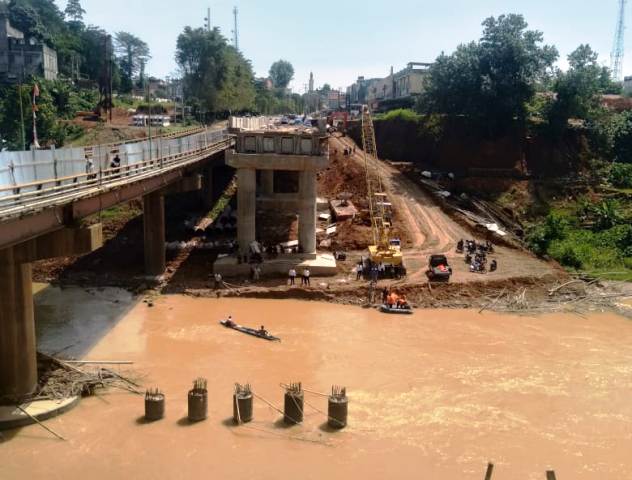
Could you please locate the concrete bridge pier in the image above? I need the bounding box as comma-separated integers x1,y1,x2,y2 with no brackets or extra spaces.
0,225,102,402
298,170,317,255
0,247,37,401
237,168,256,254
261,170,274,196
143,191,166,277
202,164,214,209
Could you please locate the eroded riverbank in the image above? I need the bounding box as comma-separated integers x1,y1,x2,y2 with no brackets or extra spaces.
2,287,632,479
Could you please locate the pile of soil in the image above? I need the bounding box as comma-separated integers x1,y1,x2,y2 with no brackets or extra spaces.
318,145,368,200
318,138,413,250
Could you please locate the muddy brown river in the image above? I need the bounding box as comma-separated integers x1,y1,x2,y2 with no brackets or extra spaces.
2,285,632,479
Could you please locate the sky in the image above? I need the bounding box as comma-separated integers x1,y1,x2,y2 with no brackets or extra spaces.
64,0,627,92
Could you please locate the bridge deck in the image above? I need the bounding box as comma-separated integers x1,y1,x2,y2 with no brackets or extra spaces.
0,130,233,250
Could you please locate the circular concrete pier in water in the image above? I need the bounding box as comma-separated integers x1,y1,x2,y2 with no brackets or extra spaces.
0,396,80,430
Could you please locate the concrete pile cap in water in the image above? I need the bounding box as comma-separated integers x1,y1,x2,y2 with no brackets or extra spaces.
283,381,304,425
328,385,348,429
233,383,253,424
188,377,208,422
144,387,165,421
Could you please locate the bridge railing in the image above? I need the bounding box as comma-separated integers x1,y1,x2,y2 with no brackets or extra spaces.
0,128,231,215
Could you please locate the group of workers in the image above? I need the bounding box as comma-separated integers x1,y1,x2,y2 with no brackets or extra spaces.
457,239,498,274
356,257,404,281
288,268,310,286
84,154,121,180
381,288,410,309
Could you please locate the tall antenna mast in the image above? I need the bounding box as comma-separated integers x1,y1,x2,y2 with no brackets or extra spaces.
232,6,239,50
204,6,211,31
611,0,627,81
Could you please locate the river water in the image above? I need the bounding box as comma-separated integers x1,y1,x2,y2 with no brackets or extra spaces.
2,285,632,479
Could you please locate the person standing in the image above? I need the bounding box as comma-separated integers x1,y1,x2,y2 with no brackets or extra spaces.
371,265,379,282
288,268,296,286
85,156,95,180
110,154,121,177
356,263,363,280
302,268,311,286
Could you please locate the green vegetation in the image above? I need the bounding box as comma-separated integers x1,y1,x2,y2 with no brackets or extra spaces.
376,109,422,122
268,60,295,89
526,201,632,280
413,13,632,280
114,32,150,93
175,27,256,118
0,80,91,149
609,163,632,189
418,14,558,137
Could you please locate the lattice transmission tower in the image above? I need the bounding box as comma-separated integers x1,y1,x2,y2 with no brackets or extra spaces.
232,6,239,50
611,0,627,81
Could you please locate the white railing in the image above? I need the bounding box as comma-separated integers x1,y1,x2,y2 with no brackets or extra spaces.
0,128,232,217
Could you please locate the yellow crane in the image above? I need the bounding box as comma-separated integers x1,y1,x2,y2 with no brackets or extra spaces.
360,106,404,267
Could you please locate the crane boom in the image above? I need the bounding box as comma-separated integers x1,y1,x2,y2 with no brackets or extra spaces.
360,106,403,267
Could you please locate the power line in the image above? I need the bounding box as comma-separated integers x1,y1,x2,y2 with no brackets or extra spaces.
611,0,627,81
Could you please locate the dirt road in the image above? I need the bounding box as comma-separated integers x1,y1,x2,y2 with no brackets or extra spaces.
331,136,558,282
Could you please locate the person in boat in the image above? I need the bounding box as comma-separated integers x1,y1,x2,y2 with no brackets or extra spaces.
225,316,235,328
258,325,268,336
382,287,389,304
456,239,464,252
397,295,409,309
387,292,399,309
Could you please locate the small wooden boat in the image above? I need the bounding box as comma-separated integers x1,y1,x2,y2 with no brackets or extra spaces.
379,304,413,315
220,320,281,341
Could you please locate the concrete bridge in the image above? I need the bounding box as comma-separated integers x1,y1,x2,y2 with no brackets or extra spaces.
0,126,234,402
0,117,331,404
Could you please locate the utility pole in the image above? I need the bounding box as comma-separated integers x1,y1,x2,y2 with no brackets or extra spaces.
232,6,239,50
611,0,627,81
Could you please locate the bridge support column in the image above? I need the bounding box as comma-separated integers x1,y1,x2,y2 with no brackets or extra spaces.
298,170,317,255
202,165,214,209
237,168,256,254
0,247,37,402
261,170,274,195
143,191,166,276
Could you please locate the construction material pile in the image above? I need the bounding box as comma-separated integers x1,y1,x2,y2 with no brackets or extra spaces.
32,353,141,402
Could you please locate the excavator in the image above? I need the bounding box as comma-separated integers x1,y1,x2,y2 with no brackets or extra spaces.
360,106,405,270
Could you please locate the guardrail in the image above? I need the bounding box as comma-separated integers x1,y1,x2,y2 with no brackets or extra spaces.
0,129,233,219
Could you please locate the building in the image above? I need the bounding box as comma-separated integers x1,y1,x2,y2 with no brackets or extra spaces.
0,4,58,82
393,62,431,98
347,62,431,111
325,91,344,110
346,76,381,106
624,76,632,95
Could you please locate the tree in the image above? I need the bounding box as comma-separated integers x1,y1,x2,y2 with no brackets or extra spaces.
175,27,255,115
321,83,332,93
419,14,558,136
611,111,632,163
269,60,294,89
114,31,150,93
64,0,85,22
547,45,607,131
